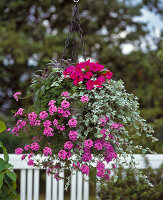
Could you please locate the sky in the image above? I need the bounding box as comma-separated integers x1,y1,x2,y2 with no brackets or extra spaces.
121,7,163,54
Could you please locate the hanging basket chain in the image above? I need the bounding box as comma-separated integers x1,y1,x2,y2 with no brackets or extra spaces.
61,2,86,62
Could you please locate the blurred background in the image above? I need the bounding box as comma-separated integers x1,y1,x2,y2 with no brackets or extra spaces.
0,0,163,198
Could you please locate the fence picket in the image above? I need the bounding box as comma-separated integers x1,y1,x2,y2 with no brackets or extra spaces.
27,169,33,200
77,171,83,200
71,170,77,200
83,174,89,200
58,171,64,200
46,172,52,200
52,175,58,200
33,169,40,200
20,169,26,200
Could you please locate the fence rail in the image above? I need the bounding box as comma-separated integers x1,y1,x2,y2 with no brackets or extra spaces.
0,154,163,200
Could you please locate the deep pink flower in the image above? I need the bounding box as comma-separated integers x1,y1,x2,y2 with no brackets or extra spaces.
57,107,64,114
61,100,70,109
80,95,89,103
58,150,67,160
84,139,93,149
53,119,58,127
21,155,27,160
15,147,23,155
64,141,73,150
28,159,34,166
24,145,30,151
49,105,57,115
43,147,52,156
82,152,92,162
43,120,52,127
48,100,56,106
81,165,89,175
39,111,48,120
43,127,54,137
31,142,39,151
14,108,24,117
69,130,78,141
68,118,78,128
61,91,70,98
13,92,21,101
97,161,105,171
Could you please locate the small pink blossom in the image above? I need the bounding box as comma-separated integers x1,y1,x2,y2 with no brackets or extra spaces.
14,108,24,117
68,118,78,128
53,119,58,127
48,100,56,106
24,145,30,151
31,142,39,151
43,127,54,137
82,152,92,162
66,152,71,159
28,159,34,166
62,110,71,118
49,105,57,115
43,147,52,156
84,139,93,149
28,153,34,159
81,165,89,175
58,150,67,160
64,141,73,150
61,100,70,109
15,147,23,155
61,91,70,98
21,155,27,160
69,130,78,141
57,107,63,114
13,92,21,101
43,120,52,127
39,111,48,120
80,95,89,103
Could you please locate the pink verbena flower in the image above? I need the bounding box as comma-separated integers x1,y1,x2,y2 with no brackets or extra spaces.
81,165,89,175
15,147,23,155
61,100,70,109
14,108,24,117
68,118,78,128
39,111,48,120
28,112,37,120
43,147,52,156
57,107,64,114
58,150,67,160
48,100,56,106
31,142,39,151
84,139,93,149
97,170,105,177
53,119,58,127
28,159,34,166
82,152,92,162
61,91,70,98
62,110,71,118
43,127,54,137
86,80,94,90
69,130,78,141
24,145,30,151
97,161,105,171
21,155,27,160
94,140,103,150
43,120,52,127
66,152,71,159
13,92,21,101
28,153,34,159
110,122,123,129
49,105,57,115
64,141,73,150
80,95,89,103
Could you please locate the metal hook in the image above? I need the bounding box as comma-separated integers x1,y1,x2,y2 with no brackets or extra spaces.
73,0,79,2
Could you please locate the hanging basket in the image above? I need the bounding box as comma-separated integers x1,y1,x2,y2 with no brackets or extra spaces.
9,1,157,188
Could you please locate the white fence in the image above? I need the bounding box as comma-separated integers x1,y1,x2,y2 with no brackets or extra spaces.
0,154,163,200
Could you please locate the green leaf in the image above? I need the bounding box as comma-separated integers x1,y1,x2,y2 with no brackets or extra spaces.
0,173,4,189
0,158,13,171
6,171,16,182
0,121,6,133
0,142,9,162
